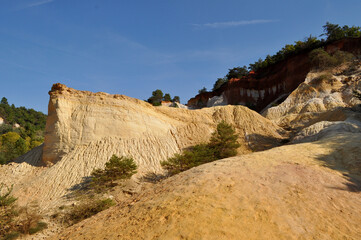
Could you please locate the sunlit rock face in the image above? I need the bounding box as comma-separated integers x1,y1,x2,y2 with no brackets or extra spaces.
0,83,284,208
42,83,283,170
188,37,361,111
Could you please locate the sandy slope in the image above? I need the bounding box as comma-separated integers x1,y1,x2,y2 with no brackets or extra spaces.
51,132,361,240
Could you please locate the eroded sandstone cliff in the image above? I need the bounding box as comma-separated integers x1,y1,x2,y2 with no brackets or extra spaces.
0,83,284,209
188,37,361,110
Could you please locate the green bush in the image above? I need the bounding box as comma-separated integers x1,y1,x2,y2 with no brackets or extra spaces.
0,185,46,239
161,144,216,175
91,155,137,191
333,50,354,65
209,121,241,159
161,121,239,175
310,48,354,70
0,184,17,207
62,198,115,226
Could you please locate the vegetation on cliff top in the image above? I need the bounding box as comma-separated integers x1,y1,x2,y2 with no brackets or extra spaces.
147,89,180,106
211,22,361,91
0,97,46,165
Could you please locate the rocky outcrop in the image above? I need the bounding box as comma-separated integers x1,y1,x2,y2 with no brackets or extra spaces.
263,63,361,130
187,37,361,110
0,83,284,208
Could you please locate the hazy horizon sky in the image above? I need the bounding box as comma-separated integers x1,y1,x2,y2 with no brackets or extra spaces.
1,0,360,113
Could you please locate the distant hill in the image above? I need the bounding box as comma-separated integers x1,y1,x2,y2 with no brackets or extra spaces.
0,97,47,164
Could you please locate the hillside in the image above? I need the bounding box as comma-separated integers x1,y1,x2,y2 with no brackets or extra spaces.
50,62,361,240
0,97,46,164
1,61,360,239
0,83,284,209
187,37,361,111
52,132,361,240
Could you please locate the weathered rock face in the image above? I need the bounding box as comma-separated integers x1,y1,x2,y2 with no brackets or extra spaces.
43,83,284,169
187,37,361,110
0,83,285,208
263,63,361,131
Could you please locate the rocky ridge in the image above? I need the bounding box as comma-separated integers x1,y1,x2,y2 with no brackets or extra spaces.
0,83,284,209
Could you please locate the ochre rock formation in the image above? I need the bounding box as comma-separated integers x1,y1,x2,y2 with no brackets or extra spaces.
52,132,361,240
0,84,284,208
263,63,361,131
187,37,361,111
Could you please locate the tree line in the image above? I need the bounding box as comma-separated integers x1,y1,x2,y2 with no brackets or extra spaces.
210,22,361,92
0,97,47,164
147,89,180,106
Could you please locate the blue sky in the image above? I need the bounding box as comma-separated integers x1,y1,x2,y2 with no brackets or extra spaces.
0,0,360,113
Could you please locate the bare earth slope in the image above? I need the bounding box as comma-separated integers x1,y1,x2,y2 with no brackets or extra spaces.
52,132,361,240
0,84,284,208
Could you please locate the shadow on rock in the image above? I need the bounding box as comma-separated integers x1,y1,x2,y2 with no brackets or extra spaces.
313,133,361,192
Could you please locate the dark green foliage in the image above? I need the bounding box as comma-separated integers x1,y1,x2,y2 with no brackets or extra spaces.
147,90,180,105
161,144,216,175
3,232,20,240
163,93,172,102
28,222,47,235
211,23,360,89
91,155,137,191
212,78,228,91
0,185,46,239
322,22,361,41
309,48,354,70
198,87,207,94
172,96,180,103
161,121,239,175
226,66,249,80
309,48,337,69
209,121,241,159
0,97,46,165
147,89,164,106
61,198,115,226
0,184,17,207
1,97,9,105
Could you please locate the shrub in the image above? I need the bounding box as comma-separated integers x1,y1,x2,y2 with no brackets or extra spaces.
163,93,172,102
28,222,47,235
161,144,215,175
147,89,163,106
0,184,17,207
91,155,137,191
172,96,180,103
333,50,354,65
209,121,241,159
0,185,46,239
309,48,337,69
62,198,115,226
310,48,355,70
213,78,228,91
161,121,239,175
198,87,207,94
